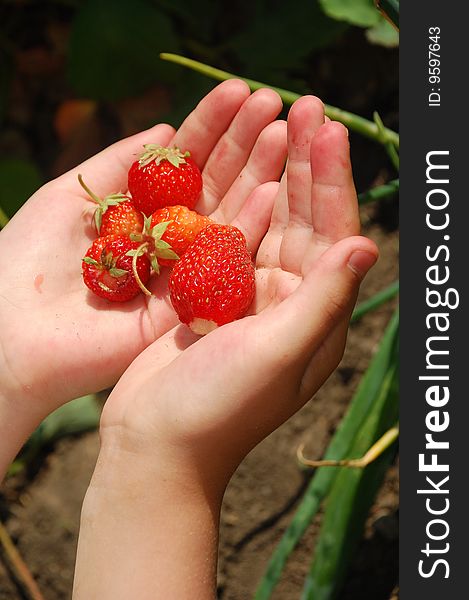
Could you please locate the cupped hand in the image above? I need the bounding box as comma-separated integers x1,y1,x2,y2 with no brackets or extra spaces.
99,97,379,495
0,81,286,415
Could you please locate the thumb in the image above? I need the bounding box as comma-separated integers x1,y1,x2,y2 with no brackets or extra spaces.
267,235,378,355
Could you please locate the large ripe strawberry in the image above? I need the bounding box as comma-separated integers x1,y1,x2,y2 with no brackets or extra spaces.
82,235,151,302
150,205,212,267
128,145,202,214
78,174,143,236
169,224,255,335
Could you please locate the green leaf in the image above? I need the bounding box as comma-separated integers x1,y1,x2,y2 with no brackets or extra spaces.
226,1,346,85
377,0,399,29
67,0,180,101
319,0,380,27
351,280,399,322
0,159,43,218
366,16,399,46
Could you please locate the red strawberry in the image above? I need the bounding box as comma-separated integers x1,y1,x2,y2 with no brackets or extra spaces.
150,205,213,267
78,174,143,236
128,145,202,214
169,224,255,335
82,235,151,302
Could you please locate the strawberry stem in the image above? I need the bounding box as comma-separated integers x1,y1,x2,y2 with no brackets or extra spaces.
78,174,104,207
132,242,152,297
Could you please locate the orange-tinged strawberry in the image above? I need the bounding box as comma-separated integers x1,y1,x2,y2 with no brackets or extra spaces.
150,205,212,267
128,145,202,214
168,224,255,335
78,174,143,236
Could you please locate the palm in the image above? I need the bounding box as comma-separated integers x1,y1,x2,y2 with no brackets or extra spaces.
0,81,286,412
102,97,378,472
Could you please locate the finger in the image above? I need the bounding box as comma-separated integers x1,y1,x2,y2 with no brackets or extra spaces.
210,119,287,220
229,181,279,255
279,96,325,274
255,173,288,269
298,315,351,405
197,89,283,213
171,79,251,168
286,96,325,226
310,121,361,243
57,123,176,198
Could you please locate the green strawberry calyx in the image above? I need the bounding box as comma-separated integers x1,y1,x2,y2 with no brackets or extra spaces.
137,144,191,169
78,174,128,234
83,253,128,279
130,216,179,275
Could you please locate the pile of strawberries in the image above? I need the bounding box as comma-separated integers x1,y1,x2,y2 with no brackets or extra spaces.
81,145,255,335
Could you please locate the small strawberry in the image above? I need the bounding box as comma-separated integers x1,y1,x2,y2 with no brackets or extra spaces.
82,235,151,302
128,145,203,214
150,205,213,267
168,224,255,335
78,174,143,236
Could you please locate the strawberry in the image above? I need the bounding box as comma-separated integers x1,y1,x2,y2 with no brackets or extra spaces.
82,235,151,302
78,174,143,236
128,145,202,214
150,205,213,267
168,224,255,335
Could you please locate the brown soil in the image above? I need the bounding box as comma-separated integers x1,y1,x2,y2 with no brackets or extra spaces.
0,215,398,600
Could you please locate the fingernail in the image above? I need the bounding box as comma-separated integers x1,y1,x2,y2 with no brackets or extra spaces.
348,251,377,278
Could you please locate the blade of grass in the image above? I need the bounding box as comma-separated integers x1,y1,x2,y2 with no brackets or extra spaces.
254,309,399,599
358,179,399,205
159,53,399,149
351,281,399,323
302,364,399,599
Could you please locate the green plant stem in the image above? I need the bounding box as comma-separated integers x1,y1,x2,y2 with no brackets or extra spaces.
160,53,399,149
373,111,400,170
0,205,10,228
358,179,399,205
254,310,399,599
351,281,399,322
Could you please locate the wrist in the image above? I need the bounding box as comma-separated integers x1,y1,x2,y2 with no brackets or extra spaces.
74,430,221,599
91,423,226,507
0,392,47,482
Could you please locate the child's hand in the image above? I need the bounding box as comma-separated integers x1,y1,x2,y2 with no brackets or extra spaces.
0,81,286,419
100,96,378,492
74,96,378,600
